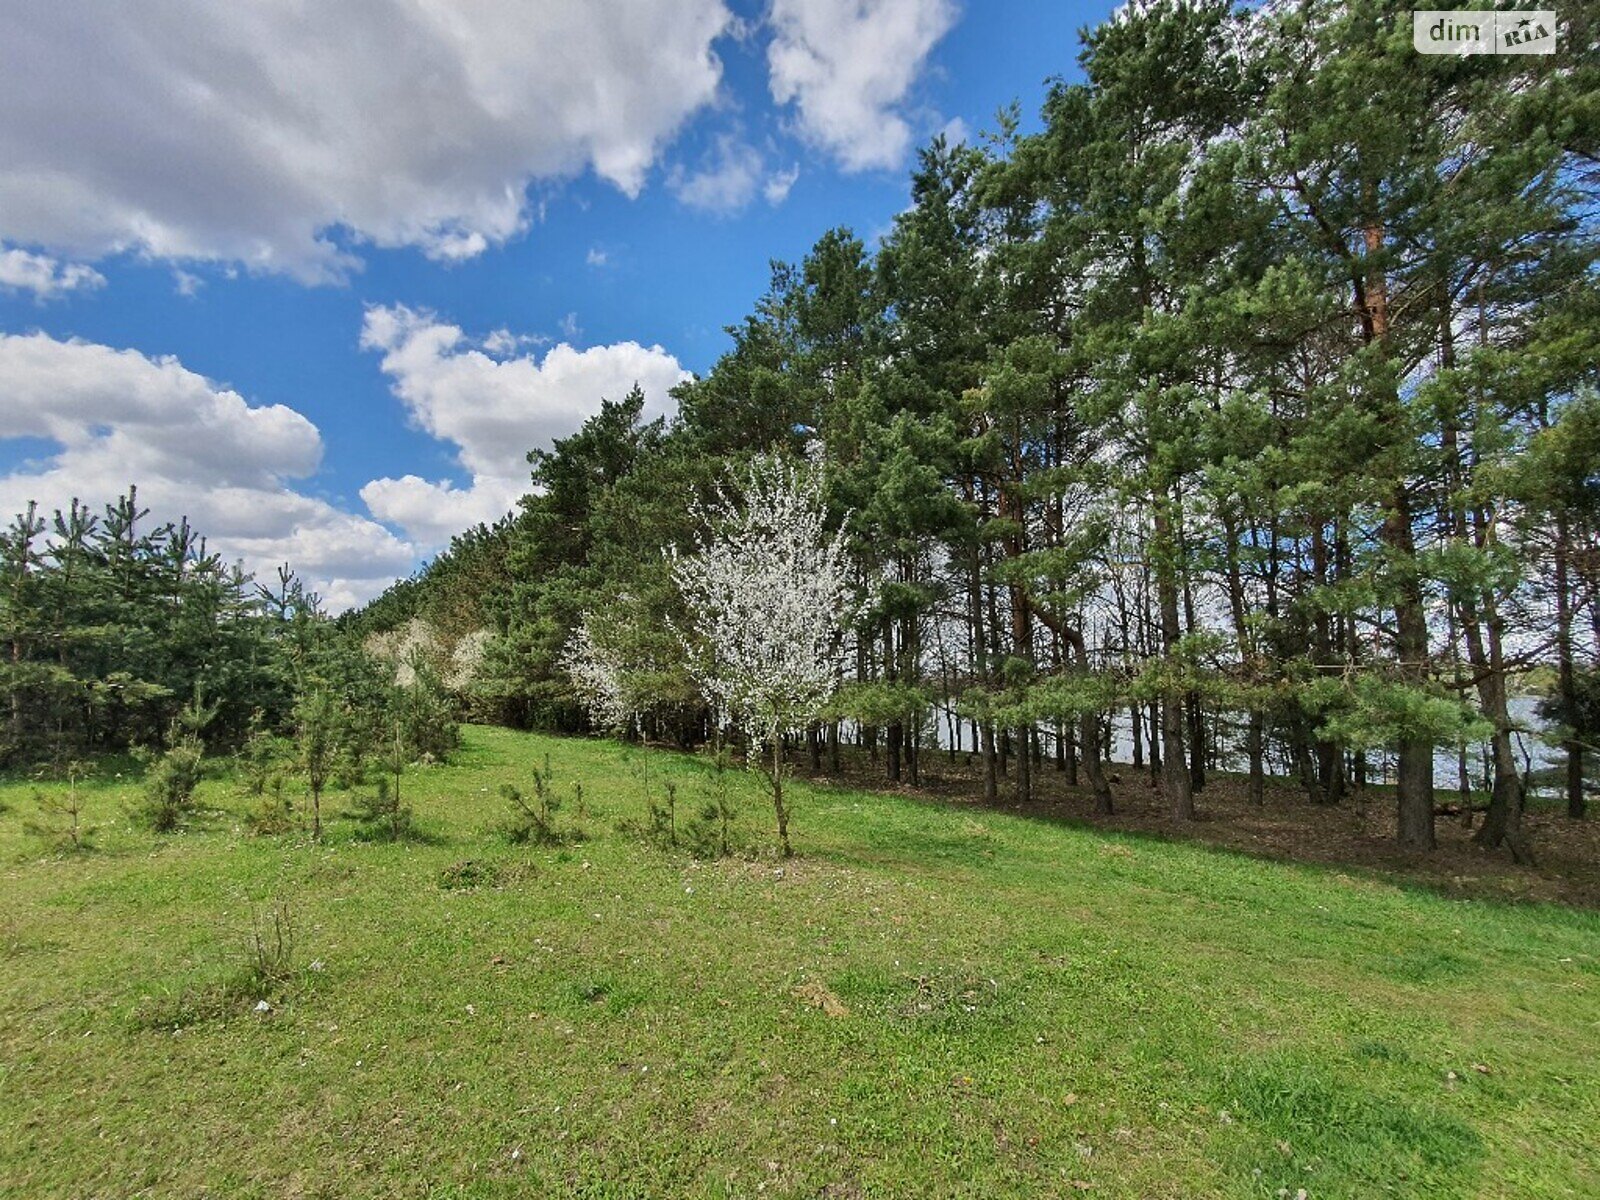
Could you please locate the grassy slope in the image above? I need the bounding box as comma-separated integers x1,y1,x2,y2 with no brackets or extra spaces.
1,725,1596,1200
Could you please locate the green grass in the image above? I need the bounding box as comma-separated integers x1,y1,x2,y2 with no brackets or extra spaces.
1,726,1597,1199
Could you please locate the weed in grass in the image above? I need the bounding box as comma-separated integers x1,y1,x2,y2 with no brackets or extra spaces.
1352,1039,1410,1064
0,920,37,960
1378,946,1475,984
128,984,241,1032
565,974,647,1015
240,902,296,1000
438,858,493,889
127,902,299,1032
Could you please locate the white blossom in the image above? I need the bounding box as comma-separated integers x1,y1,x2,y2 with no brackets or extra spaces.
560,617,633,732
669,453,858,750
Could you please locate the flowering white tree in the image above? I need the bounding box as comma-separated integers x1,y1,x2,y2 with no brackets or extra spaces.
670,453,857,855
559,616,634,732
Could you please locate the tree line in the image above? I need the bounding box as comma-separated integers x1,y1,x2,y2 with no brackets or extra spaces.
26,0,1589,859
0,485,459,831
362,1,1598,856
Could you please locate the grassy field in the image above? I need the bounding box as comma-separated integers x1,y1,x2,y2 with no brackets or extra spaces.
1,725,1597,1199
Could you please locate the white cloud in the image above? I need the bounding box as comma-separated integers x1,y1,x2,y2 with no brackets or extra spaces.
0,247,106,301
482,328,548,357
586,247,611,268
668,135,803,214
939,116,971,147
0,331,414,610
669,135,767,213
767,0,958,171
359,305,690,546
764,164,801,206
0,2,734,282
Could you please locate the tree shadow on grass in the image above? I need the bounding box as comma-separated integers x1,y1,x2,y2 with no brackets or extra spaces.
794,749,1600,913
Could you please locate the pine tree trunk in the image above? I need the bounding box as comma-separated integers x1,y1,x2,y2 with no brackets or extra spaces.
1180,547,1206,795
982,721,998,803
1247,713,1265,806
1555,514,1584,818
1061,623,1113,814
1465,588,1529,860
1383,488,1435,849
1153,499,1194,821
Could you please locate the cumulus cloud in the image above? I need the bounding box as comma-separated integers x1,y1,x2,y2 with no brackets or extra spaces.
669,136,767,214
668,135,803,214
767,0,959,171
764,165,802,206
0,247,106,301
0,1,733,281
359,305,690,546
0,331,414,610
939,116,972,147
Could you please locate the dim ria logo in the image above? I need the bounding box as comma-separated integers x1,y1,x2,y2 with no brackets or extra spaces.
1414,10,1557,55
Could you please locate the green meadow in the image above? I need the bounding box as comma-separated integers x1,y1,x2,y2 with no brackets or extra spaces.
2,725,1596,1199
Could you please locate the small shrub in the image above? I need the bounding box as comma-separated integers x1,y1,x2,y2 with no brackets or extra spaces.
245,774,296,835
684,802,726,858
619,786,679,850
501,783,558,845
350,775,415,841
391,654,461,762
130,694,214,833
238,714,289,797
25,760,95,852
331,744,369,791
662,780,678,845
702,745,739,856
294,688,340,841
131,740,204,833
500,754,563,845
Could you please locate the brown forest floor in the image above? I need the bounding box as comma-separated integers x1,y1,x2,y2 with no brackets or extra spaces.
793,746,1600,910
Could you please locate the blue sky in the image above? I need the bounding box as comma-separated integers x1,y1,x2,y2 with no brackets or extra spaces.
0,0,1114,608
